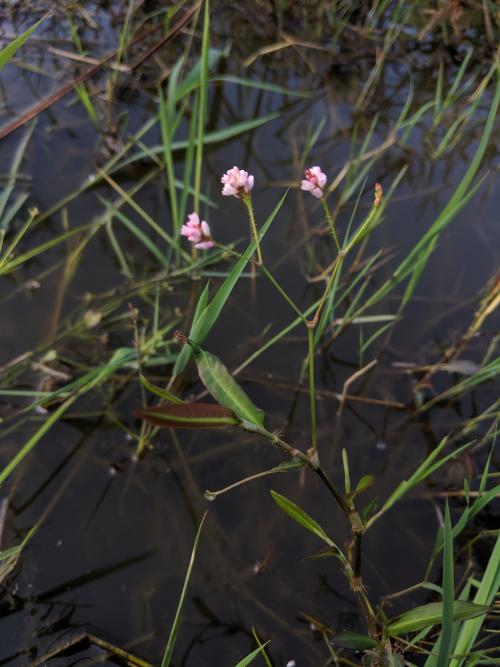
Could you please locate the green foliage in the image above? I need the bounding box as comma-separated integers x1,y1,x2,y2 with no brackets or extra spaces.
387,601,489,637
234,642,270,667
334,632,378,650
189,342,265,429
0,14,47,71
161,513,206,667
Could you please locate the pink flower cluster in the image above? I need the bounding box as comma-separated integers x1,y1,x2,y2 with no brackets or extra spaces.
221,166,254,198
180,212,214,249
301,166,327,199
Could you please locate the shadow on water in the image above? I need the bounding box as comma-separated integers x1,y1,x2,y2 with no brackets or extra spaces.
0,2,498,665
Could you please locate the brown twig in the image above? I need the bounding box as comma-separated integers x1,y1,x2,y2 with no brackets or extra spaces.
0,5,198,141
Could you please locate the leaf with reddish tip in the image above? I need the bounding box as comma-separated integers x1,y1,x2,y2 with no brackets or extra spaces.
135,403,239,429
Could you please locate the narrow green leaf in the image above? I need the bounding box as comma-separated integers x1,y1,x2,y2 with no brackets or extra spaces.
334,632,378,650
1,222,94,274
139,375,183,404
0,122,36,226
342,449,351,495
437,502,455,667
161,513,206,667
113,113,281,172
387,601,489,637
135,403,239,429
351,474,375,500
251,629,272,667
449,535,500,667
234,642,270,667
270,490,335,548
172,191,287,376
0,14,47,70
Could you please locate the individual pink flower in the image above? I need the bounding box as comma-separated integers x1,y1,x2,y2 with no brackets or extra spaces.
301,166,327,199
180,212,214,250
221,166,254,198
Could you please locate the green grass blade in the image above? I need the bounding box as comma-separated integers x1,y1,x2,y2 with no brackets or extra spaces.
1,221,94,274
113,113,280,172
0,122,36,225
364,71,500,312
449,535,500,667
140,375,183,404
234,642,270,667
387,601,489,637
161,513,206,667
172,192,287,376
436,502,454,667
193,0,209,212
0,14,47,70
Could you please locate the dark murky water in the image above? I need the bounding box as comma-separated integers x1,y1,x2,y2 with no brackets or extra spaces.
0,4,498,666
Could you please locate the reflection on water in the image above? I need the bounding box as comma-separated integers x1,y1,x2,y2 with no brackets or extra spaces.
0,4,498,665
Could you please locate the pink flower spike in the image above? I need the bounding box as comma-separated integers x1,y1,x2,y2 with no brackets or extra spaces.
181,212,214,250
301,166,327,199
221,166,255,199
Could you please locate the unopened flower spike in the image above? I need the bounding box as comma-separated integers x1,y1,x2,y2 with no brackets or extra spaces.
374,182,383,207
301,166,327,199
301,165,341,252
180,212,214,250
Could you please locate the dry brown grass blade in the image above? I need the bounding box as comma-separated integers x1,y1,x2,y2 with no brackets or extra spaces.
0,4,198,142
129,3,199,71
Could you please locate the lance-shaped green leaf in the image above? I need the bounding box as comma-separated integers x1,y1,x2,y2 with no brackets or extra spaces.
139,374,183,404
334,632,378,650
0,14,47,71
387,601,489,637
234,642,270,667
347,474,375,502
135,403,239,429
271,491,335,548
185,338,265,429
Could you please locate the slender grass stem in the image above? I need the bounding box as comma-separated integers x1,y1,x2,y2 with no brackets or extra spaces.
355,589,378,639
214,243,305,321
321,197,341,253
261,265,306,321
307,327,318,452
307,254,345,328
242,195,263,266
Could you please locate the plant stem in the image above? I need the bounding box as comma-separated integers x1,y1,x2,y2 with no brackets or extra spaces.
321,197,341,253
261,265,306,322
307,327,318,453
215,242,305,322
307,254,345,328
354,532,363,579
315,465,351,519
242,195,263,266
355,589,378,639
